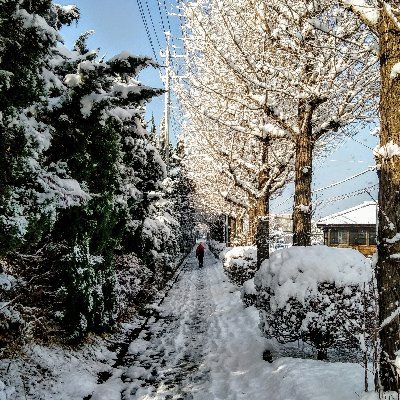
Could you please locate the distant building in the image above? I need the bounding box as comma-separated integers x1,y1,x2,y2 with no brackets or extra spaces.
270,213,293,251
317,201,377,256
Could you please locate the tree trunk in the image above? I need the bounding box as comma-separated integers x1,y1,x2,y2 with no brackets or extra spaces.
236,216,244,245
247,201,257,245
228,216,236,246
293,104,314,246
256,196,269,268
255,134,271,267
316,348,327,361
376,5,400,392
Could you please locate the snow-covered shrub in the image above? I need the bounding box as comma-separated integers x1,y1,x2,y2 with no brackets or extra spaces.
115,253,155,317
0,1,194,344
43,34,163,337
221,246,257,287
241,278,257,307
58,238,116,340
140,201,180,288
254,246,375,359
208,240,226,258
0,272,23,347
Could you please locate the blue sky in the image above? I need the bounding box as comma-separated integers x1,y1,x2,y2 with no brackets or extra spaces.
60,0,181,137
271,127,379,219
58,1,379,218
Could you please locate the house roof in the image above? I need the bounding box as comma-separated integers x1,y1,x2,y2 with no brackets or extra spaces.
317,201,377,226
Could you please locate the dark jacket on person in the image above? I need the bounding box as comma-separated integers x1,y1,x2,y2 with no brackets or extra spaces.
195,243,205,258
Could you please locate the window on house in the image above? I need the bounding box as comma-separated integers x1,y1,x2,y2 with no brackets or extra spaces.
337,230,348,244
330,230,338,245
329,229,347,245
349,229,367,245
369,229,377,245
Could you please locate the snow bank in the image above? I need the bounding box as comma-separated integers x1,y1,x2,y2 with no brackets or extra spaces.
0,341,117,400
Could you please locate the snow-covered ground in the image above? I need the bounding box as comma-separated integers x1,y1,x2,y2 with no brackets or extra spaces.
1,246,371,399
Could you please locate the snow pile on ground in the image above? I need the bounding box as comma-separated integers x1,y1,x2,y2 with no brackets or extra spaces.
220,245,257,286
254,245,374,358
0,336,124,400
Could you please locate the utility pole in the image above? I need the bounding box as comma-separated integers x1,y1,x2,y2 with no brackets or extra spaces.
162,31,171,170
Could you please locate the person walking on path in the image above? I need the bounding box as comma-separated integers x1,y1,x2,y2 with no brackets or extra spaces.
195,242,205,268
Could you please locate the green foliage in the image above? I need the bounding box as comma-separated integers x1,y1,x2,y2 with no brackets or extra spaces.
0,0,58,255
0,0,197,342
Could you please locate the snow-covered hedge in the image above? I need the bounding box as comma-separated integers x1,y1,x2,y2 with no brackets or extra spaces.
115,253,155,318
254,246,375,359
208,240,226,258
241,278,258,307
0,272,22,347
221,246,258,287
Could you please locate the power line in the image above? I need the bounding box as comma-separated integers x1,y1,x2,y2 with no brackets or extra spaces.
161,0,176,47
155,0,167,35
136,0,159,63
313,166,377,193
314,183,378,209
272,166,378,211
143,0,163,52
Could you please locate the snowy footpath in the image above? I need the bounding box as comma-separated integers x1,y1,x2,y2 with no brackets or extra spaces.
1,247,368,400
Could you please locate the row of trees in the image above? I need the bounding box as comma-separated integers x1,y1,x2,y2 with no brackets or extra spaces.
0,0,196,341
176,0,399,393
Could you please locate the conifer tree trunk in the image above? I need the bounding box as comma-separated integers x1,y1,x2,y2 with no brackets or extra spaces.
376,5,400,392
293,103,314,246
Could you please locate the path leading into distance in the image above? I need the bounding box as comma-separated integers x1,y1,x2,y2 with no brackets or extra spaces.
91,246,269,400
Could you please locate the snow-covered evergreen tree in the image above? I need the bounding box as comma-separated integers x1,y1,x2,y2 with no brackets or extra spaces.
0,0,80,255
0,1,191,339
44,35,163,336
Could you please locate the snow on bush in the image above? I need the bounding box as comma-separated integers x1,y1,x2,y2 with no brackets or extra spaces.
208,240,226,257
254,245,375,359
241,277,257,307
115,253,155,317
221,246,257,287
0,272,23,347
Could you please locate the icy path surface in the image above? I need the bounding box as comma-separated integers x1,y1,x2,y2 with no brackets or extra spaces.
91,248,368,400
92,248,268,399
0,246,374,400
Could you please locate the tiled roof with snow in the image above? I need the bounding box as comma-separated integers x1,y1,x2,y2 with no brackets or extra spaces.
317,201,377,226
